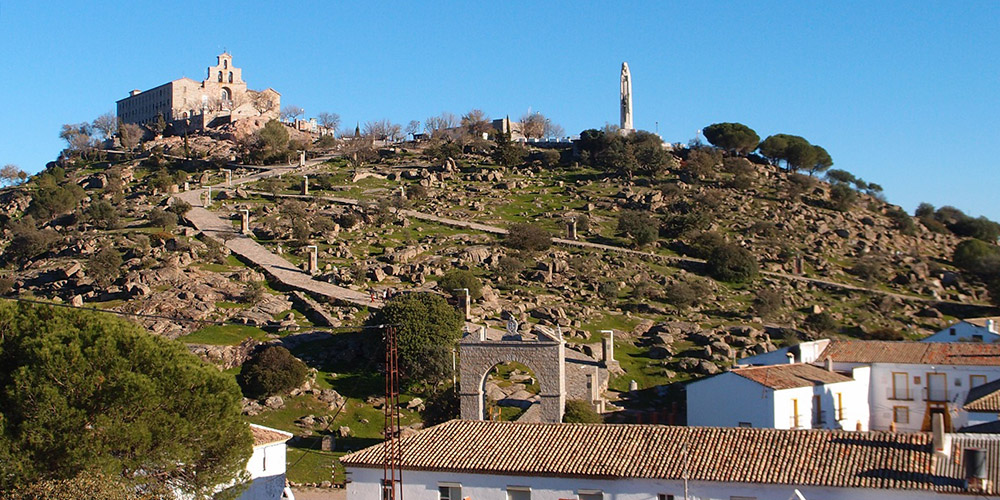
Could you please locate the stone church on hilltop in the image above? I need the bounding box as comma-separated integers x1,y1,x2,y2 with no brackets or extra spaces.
116,52,280,133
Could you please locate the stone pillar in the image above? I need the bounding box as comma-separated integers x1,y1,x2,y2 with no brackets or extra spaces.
205,186,212,207
795,256,804,275
222,168,232,186
455,288,470,320
306,245,318,274
302,175,309,196
567,218,577,240
239,209,250,234
299,150,306,167
183,181,190,191
601,330,615,365
399,185,406,199
547,261,554,282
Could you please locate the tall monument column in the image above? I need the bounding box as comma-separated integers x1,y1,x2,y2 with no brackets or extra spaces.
620,62,634,132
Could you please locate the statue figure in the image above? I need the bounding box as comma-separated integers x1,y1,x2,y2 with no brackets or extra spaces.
620,62,634,131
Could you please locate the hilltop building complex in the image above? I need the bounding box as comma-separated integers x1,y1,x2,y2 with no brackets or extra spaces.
116,53,280,133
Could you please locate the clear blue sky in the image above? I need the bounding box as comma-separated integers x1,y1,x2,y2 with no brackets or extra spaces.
1,1,997,220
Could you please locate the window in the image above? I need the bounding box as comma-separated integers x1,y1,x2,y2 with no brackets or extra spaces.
893,406,909,424
578,490,602,500
927,373,948,402
950,328,956,336
738,422,752,428
218,71,223,82
438,483,461,500
507,486,531,500
658,495,675,500
836,392,844,421
228,71,233,83
971,375,987,388
892,372,910,400
973,334,984,342
813,395,824,426
223,59,228,69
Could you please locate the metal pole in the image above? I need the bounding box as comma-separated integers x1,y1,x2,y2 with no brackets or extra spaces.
452,348,457,388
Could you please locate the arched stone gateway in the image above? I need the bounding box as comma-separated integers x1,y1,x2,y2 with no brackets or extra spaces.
459,329,565,423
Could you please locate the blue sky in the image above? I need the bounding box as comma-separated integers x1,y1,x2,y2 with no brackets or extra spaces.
1,1,997,220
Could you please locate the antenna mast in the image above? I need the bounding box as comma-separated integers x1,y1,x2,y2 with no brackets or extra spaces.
382,325,403,500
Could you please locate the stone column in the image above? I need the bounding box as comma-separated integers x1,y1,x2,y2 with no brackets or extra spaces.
455,288,470,320
547,261,554,282
222,168,232,186
183,181,190,191
306,245,318,274
205,186,212,207
399,185,406,199
299,150,306,167
239,209,250,234
567,218,577,240
601,329,615,365
302,175,309,196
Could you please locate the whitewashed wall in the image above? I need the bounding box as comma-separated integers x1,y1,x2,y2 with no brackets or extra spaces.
347,466,962,500
686,372,775,428
923,321,1000,343
238,443,288,500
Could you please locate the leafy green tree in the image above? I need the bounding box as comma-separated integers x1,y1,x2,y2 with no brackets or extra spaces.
367,293,463,385
147,208,178,230
829,183,858,211
238,346,308,399
757,134,790,166
2,218,59,266
617,210,658,247
804,311,837,334
702,122,760,154
562,400,602,423
88,247,122,286
439,269,483,300
826,169,856,185
752,288,784,319
809,145,833,174
576,129,610,164
953,238,1000,272
0,301,252,495
256,119,290,162
706,243,758,283
492,132,526,167
504,223,552,252
84,200,120,230
951,216,1000,243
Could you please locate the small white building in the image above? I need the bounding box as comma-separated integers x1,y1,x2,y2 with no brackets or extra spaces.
686,363,869,430
341,420,1000,499
239,424,294,500
923,316,1000,343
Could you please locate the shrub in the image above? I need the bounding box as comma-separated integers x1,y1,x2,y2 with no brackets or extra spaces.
829,184,857,211
686,230,727,259
886,208,916,235
617,210,658,247
803,311,837,334
168,199,192,217
88,247,122,286
439,269,483,300
147,208,177,230
574,214,591,233
84,200,120,230
953,239,1000,273
237,346,308,399
706,243,758,283
850,256,886,284
496,256,525,281
785,173,815,199
242,281,267,305
597,280,618,302
3,219,59,265
664,281,698,310
562,400,602,423
505,223,551,252
752,288,784,319
864,327,904,341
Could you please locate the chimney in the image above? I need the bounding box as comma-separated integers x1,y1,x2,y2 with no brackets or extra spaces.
964,448,988,493
786,352,795,364
932,413,946,453
988,319,997,334
825,357,834,372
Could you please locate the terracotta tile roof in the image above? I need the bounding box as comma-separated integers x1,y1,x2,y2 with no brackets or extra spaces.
936,434,1000,492
250,424,292,447
965,378,1000,412
816,340,1000,366
341,420,998,493
732,363,853,390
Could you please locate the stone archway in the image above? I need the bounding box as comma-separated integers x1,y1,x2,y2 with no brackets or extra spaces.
459,332,565,423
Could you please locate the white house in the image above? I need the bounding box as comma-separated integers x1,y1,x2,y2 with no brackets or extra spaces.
964,378,1000,428
686,363,869,430
923,316,1000,343
738,340,1000,432
341,419,1000,499
240,424,294,500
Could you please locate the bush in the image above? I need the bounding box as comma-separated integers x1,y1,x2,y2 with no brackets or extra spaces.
785,173,816,199
597,280,618,302
686,230,727,259
864,327,904,341
505,223,551,252
242,281,267,305
886,207,916,235
84,200,120,230
803,311,837,334
617,210,658,247
237,346,308,399
2,220,59,265
88,247,122,286
439,269,483,300
562,400,602,423
147,208,177,230
953,239,1000,273
829,184,857,211
664,282,697,310
496,256,525,282
706,243,758,283
752,288,783,319
168,199,192,217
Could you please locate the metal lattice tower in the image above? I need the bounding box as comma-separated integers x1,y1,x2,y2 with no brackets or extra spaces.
382,325,403,500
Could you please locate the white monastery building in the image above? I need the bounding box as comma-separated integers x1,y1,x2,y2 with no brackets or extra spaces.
342,419,1000,499
690,340,1000,433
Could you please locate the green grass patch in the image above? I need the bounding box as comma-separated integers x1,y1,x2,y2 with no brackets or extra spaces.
180,324,268,345
608,340,676,392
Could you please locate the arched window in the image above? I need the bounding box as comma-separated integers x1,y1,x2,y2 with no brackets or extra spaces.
218,71,223,82
223,59,228,69
221,88,231,101
228,72,233,83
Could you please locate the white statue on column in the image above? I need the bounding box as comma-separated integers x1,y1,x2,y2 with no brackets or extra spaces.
620,62,634,132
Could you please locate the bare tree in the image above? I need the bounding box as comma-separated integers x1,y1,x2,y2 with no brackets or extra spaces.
0,164,27,187
59,123,95,156
317,112,341,131
92,112,117,142
363,119,403,141
461,109,492,137
343,138,378,169
424,112,458,138
405,120,421,139
248,90,279,116
118,121,143,152
544,120,565,139
520,112,547,139
280,105,305,122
